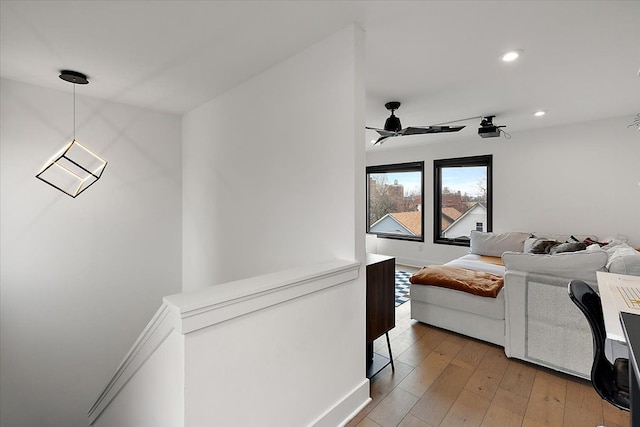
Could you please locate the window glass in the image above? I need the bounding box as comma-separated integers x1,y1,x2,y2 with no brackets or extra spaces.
434,155,492,246
367,162,424,242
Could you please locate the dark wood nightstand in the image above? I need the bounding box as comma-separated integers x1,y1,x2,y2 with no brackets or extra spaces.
366,253,396,378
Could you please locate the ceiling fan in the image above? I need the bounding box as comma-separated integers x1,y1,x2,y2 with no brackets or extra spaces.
366,101,465,145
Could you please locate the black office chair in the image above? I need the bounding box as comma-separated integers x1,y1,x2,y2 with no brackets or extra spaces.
568,279,630,411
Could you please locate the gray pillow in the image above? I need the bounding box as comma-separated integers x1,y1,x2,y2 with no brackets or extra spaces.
529,240,560,254
549,242,587,254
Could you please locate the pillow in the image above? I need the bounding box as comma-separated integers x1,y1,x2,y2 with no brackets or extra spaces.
502,249,608,283
529,239,560,254
607,247,640,276
470,231,531,257
530,233,599,244
549,242,587,254
523,237,539,253
603,239,628,253
526,234,597,254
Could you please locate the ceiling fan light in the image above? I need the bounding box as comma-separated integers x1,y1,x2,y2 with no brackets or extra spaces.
384,114,402,132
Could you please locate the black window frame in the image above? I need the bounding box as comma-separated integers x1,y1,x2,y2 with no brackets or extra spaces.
433,155,493,246
366,161,425,242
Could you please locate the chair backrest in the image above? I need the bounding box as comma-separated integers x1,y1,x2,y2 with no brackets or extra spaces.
568,280,625,410
568,280,606,345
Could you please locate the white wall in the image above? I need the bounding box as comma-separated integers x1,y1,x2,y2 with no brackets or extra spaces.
0,78,182,427
182,24,365,290
367,116,640,266
184,279,366,426
182,24,367,425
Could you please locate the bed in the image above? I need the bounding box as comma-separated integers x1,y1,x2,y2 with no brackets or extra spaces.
409,253,506,346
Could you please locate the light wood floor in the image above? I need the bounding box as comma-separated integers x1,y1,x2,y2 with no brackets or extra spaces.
347,301,630,427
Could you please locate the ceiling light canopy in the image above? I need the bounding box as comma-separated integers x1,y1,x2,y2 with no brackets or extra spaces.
383,101,402,132
501,50,522,62
36,70,107,198
59,70,89,85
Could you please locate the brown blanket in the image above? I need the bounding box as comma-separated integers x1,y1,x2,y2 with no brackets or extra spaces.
410,265,504,298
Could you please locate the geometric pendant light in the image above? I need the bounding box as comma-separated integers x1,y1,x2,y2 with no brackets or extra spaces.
36,70,107,198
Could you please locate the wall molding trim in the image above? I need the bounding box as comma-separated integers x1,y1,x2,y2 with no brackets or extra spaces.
88,303,181,425
165,259,360,334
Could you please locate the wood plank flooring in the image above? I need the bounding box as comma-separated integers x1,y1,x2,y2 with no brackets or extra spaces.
347,301,630,427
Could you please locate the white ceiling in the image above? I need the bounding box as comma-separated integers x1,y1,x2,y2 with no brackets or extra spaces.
2,0,639,149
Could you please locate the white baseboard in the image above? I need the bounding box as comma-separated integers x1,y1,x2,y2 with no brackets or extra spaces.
310,379,371,427
395,256,439,269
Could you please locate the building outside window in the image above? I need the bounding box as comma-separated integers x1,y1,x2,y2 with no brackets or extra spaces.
366,162,424,242
434,155,492,246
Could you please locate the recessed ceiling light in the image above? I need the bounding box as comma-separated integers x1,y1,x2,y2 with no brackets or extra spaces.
534,110,546,117
501,50,522,62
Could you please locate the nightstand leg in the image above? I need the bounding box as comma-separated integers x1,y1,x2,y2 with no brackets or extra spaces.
385,332,395,371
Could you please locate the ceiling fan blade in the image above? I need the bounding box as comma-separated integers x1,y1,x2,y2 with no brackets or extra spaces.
431,125,465,133
400,127,434,135
366,126,398,137
372,135,391,145
401,125,465,135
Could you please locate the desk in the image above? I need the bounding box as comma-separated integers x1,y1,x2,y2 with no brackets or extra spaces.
598,271,640,425
597,271,640,361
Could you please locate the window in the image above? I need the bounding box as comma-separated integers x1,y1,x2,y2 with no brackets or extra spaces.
434,155,492,246
366,162,424,242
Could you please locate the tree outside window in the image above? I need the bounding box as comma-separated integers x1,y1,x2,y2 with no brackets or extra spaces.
366,162,424,242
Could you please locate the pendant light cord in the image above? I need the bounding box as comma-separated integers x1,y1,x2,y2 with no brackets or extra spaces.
73,83,76,141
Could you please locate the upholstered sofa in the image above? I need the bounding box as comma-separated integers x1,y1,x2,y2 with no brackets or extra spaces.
410,231,640,379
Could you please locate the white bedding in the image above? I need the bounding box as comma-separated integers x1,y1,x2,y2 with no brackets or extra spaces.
445,254,506,276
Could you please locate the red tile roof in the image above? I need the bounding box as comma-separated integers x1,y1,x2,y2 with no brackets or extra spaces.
442,207,462,221
441,207,462,231
390,211,422,236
